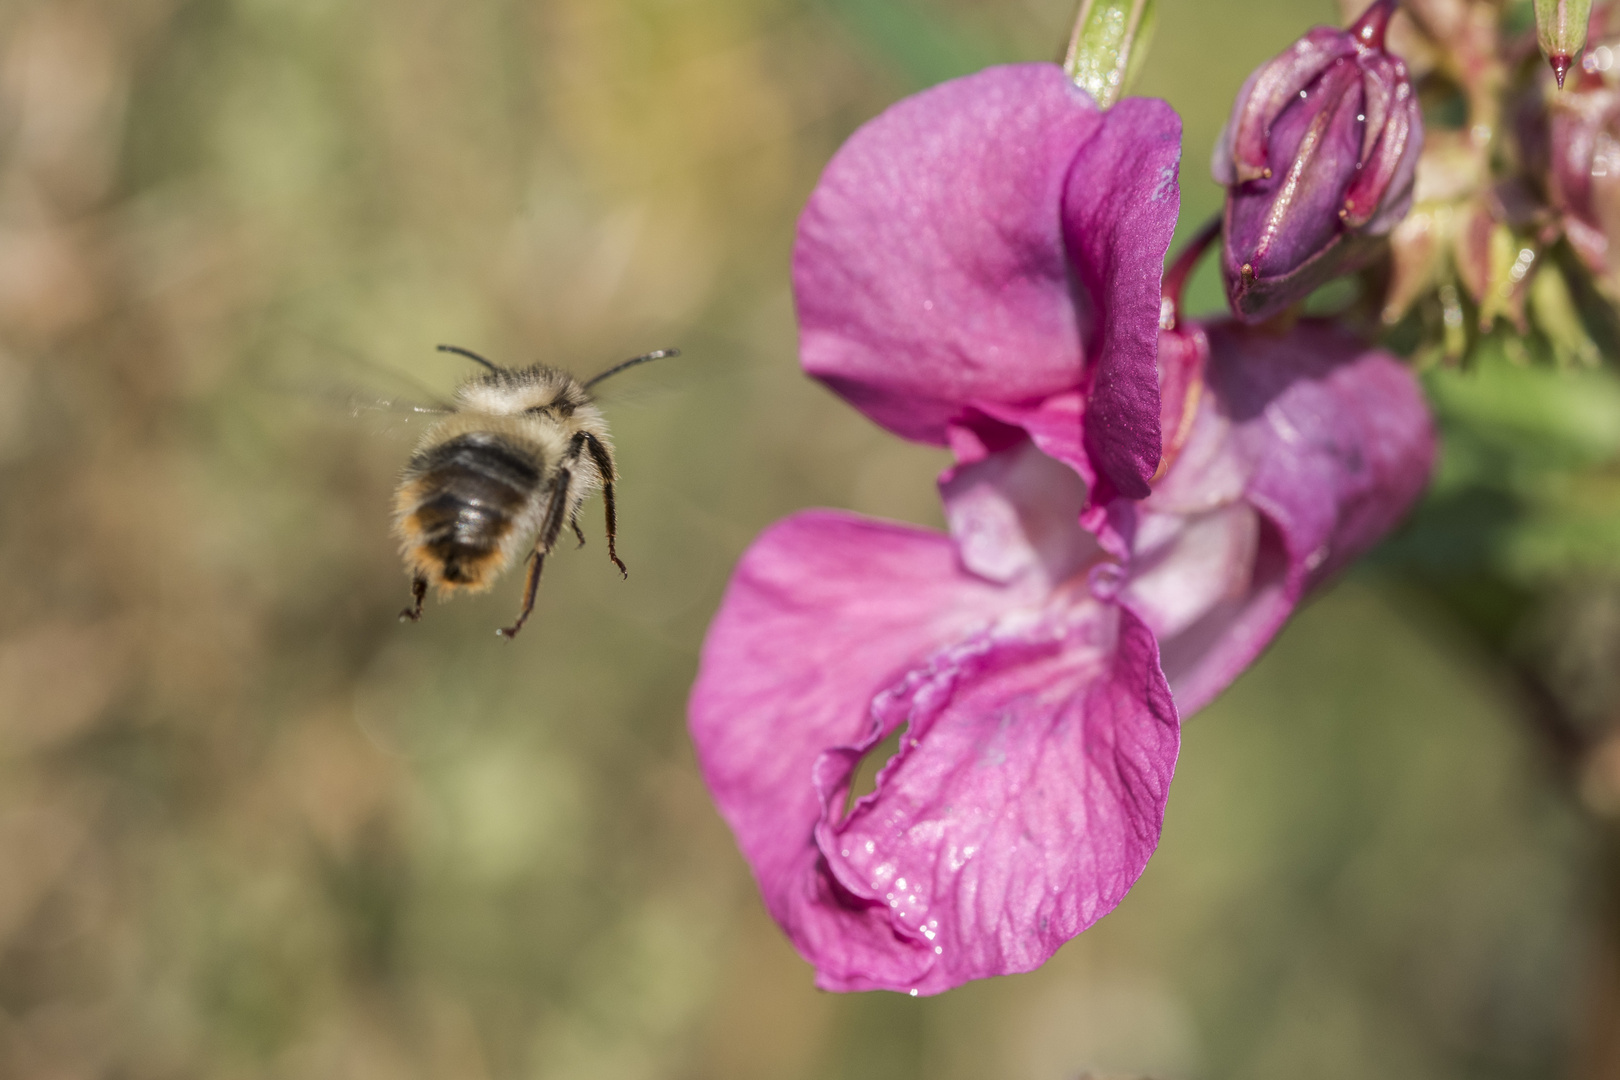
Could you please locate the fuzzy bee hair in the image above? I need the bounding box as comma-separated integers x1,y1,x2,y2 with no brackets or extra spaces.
393,345,673,638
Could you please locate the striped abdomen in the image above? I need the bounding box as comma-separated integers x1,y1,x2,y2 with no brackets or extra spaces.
395,433,544,590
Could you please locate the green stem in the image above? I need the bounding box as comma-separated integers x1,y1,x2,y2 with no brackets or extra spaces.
1062,0,1157,109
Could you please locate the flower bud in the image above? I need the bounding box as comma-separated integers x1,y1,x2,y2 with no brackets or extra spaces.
1213,0,1422,323
1537,0,1595,87
1546,80,1620,294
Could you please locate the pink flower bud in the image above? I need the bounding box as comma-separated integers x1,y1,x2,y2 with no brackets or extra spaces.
1214,0,1423,322
1546,79,1620,290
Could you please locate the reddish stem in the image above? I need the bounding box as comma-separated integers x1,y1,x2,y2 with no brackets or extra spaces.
1161,214,1222,319
1350,0,1399,51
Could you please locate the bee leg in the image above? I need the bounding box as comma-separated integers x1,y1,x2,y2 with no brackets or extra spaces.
498,550,546,639
498,467,573,639
399,576,428,623
579,432,627,578
571,516,586,548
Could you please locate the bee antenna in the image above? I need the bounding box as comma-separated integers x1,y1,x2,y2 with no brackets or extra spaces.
583,348,681,390
436,344,505,373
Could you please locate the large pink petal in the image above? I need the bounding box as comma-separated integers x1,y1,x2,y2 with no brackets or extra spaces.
689,511,1178,994
794,64,1182,502
816,602,1176,993
689,513,1012,984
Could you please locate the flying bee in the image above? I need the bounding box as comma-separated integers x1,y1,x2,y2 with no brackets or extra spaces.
393,344,678,638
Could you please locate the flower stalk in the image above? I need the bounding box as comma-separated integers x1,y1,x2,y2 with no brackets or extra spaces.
1161,215,1221,329
1063,0,1158,108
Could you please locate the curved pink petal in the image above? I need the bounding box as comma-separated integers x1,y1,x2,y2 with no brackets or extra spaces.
818,601,1176,994
793,64,1181,498
1215,321,1435,589
689,511,1178,994
1124,320,1436,714
941,432,1098,587
1065,96,1184,500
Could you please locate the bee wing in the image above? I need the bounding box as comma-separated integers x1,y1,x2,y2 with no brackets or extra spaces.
343,390,454,441
250,331,458,440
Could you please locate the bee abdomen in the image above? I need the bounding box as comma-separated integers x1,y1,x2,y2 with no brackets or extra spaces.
396,434,543,589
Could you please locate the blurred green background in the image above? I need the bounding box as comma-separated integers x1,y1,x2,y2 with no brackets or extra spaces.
0,0,1599,1076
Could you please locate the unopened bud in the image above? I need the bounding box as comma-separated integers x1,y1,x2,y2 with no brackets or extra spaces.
1213,0,1423,322
1537,0,1594,87
1546,82,1620,291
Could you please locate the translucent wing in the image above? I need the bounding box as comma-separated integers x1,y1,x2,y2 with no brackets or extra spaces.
342,389,453,441
250,331,457,441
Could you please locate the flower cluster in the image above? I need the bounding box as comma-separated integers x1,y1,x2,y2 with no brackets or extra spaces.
1369,0,1620,365
690,23,1435,995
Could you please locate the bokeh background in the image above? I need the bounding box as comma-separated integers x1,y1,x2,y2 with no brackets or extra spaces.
0,0,1607,1076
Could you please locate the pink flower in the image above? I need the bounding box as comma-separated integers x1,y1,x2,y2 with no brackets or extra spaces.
688,65,1436,995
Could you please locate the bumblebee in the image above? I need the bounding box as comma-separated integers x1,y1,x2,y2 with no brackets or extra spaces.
393,344,676,638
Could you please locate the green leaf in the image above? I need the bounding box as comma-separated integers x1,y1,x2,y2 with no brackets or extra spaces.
1426,339,1620,468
